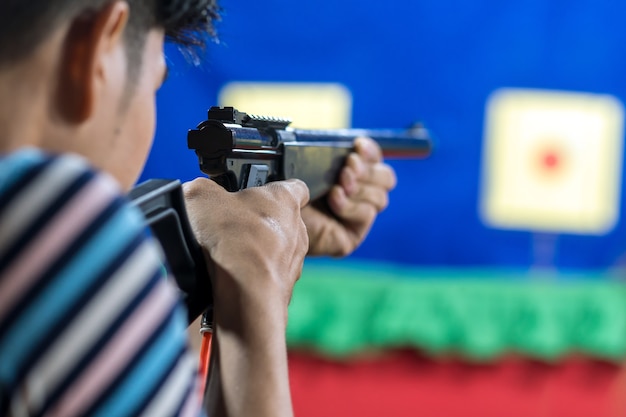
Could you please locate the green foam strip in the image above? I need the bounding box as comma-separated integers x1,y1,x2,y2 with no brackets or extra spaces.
286,260,626,362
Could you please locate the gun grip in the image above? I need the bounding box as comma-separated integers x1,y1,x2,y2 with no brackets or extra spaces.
129,179,213,324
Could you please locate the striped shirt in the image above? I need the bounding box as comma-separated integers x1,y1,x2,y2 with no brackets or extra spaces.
0,149,204,417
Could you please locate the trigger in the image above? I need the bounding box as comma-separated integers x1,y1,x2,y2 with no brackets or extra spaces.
246,165,269,188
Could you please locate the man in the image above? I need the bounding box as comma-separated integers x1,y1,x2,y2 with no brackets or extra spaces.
0,1,396,416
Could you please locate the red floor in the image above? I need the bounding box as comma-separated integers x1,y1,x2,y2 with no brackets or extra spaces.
289,350,626,417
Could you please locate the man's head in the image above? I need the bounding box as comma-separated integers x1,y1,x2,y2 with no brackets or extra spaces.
0,0,219,189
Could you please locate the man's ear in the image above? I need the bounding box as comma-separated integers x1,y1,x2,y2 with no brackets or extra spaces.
56,1,129,123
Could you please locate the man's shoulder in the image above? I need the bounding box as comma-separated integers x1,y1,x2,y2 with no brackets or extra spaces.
0,150,200,417
0,147,119,196
0,147,154,275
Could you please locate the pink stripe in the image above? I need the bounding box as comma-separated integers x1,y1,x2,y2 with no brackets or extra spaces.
180,375,204,417
48,281,178,417
0,174,117,319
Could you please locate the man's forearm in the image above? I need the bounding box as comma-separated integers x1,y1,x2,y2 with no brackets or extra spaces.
204,280,294,417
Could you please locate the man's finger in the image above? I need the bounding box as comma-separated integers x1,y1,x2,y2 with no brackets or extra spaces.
366,163,397,190
335,184,389,213
354,137,383,162
328,185,378,226
346,183,390,212
344,155,397,190
280,179,311,208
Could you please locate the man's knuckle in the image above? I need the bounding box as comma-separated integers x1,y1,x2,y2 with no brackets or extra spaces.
364,204,377,221
183,177,211,199
337,243,352,258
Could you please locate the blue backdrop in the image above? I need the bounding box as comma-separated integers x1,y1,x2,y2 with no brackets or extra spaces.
140,0,626,271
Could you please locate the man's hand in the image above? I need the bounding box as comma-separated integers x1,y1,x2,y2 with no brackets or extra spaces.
182,177,310,318
303,137,397,257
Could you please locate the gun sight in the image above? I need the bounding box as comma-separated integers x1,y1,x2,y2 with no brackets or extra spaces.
208,106,292,130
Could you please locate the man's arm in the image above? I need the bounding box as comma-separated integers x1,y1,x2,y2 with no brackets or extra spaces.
183,178,310,417
182,138,395,417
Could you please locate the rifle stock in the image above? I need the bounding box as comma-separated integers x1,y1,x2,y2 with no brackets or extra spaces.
128,179,212,324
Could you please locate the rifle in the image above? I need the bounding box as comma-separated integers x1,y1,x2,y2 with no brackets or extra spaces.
130,106,433,323
188,106,432,200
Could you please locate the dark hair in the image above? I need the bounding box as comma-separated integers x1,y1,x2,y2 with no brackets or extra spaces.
0,0,220,69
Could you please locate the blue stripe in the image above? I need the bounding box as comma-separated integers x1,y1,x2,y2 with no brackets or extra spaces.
91,307,189,417
33,268,163,417
0,204,147,383
0,149,45,195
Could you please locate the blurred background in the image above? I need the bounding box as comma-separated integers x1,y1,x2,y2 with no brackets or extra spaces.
140,0,626,415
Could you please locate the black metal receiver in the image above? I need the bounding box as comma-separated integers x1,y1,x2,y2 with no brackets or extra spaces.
188,106,432,200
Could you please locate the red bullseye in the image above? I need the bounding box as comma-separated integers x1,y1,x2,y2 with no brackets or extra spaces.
536,145,565,177
543,152,559,170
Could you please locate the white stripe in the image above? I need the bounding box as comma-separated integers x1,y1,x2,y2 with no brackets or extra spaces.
25,241,166,412
139,353,199,417
48,280,179,417
0,156,88,256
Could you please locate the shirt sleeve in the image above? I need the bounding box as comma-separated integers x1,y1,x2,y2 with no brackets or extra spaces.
0,149,205,417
